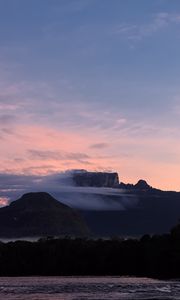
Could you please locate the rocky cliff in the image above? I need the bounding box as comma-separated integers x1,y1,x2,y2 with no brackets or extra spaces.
119,179,152,190
72,170,119,187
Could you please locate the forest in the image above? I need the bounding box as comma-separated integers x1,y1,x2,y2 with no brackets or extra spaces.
0,223,180,278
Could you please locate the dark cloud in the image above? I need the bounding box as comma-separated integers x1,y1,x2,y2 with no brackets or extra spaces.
28,150,60,160
90,143,109,149
65,152,90,160
13,158,25,163
0,115,17,124
1,128,15,135
28,149,90,161
22,165,57,174
0,173,40,188
0,127,16,141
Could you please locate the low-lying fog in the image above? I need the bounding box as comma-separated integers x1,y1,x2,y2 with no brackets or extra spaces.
0,171,138,210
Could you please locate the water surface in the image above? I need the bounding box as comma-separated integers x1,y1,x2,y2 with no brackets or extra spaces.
0,276,179,299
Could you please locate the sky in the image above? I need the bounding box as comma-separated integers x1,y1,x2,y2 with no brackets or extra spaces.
1,0,180,197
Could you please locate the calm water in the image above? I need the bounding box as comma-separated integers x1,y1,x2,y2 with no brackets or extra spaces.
0,276,179,300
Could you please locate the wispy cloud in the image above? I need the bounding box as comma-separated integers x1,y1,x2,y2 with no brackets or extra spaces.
28,149,90,162
0,71,130,135
114,12,180,40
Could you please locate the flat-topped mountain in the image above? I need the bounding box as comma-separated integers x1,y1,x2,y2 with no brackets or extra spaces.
72,170,119,187
72,170,152,190
0,192,89,238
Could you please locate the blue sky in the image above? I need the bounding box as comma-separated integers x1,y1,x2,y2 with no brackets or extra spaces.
1,0,180,116
0,0,180,192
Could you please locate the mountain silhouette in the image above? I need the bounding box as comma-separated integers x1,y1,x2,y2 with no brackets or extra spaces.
72,170,119,187
81,182,180,237
0,192,89,238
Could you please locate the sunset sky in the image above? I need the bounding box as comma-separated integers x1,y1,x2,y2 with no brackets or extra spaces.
1,0,180,192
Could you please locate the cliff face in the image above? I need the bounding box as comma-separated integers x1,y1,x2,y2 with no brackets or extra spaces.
72,170,119,187
0,192,89,238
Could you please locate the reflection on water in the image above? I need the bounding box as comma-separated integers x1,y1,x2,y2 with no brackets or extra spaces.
0,276,179,299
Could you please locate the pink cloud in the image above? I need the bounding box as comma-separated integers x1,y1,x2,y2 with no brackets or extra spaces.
1,123,180,191
0,197,9,207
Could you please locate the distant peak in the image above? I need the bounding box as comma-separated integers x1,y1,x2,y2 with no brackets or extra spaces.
135,180,151,189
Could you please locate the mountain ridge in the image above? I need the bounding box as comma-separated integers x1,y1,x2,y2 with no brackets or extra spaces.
0,192,89,238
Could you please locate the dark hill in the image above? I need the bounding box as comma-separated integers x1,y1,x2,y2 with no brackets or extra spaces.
81,187,180,237
0,192,89,238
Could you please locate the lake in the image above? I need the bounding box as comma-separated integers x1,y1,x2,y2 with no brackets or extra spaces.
0,276,179,299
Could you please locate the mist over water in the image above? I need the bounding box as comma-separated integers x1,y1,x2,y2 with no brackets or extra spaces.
0,171,138,210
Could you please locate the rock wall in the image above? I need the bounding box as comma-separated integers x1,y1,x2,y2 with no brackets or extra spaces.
73,170,119,187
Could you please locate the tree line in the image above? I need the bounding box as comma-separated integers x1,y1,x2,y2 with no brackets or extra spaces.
1,223,180,278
